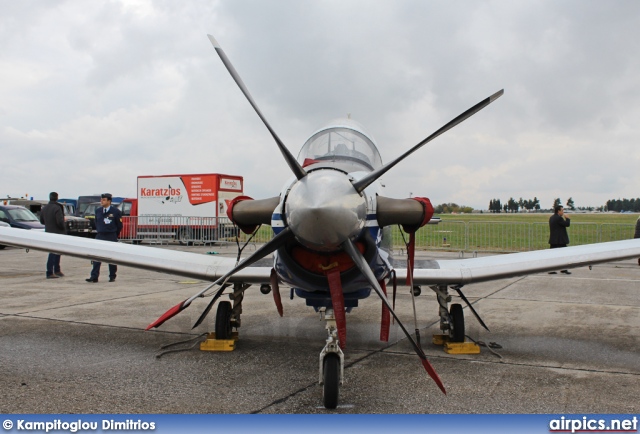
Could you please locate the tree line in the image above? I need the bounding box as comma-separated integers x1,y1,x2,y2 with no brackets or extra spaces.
434,197,640,214
605,198,640,212
433,203,474,214
489,197,541,213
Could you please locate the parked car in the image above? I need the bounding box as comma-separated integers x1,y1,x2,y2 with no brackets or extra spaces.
1,199,46,216
0,220,9,249
0,205,45,230
3,199,91,237
61,203,92,237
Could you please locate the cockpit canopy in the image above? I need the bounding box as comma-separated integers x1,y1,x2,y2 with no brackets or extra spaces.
297,118,383,171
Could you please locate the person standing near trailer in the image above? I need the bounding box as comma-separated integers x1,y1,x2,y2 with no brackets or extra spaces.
86,193,122,283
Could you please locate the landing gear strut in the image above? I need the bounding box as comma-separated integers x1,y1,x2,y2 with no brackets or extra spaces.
319,308,344,409
431,284,465,342
215,282,247,339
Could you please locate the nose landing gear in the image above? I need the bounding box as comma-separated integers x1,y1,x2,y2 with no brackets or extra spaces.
319,308,344,409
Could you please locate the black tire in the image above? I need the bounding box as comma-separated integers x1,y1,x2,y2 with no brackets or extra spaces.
449,303,465,343
215,301,233,339
259,284,271,295
323,354,340,409
412,286,421,296
0,245,6,250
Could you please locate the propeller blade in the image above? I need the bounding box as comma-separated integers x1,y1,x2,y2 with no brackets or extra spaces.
147,227,294,330
190,283,231,330
207,35,306,180
343,239,446,394
145,300,190,330
353,89,504,193
190,226,294,329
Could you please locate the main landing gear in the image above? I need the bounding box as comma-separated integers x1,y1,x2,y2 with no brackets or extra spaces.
215,282,248,339
431,284,465,342
318,308,344,409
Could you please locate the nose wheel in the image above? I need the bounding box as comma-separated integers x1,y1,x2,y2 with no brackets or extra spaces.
322,354,341,409
319,308,344,409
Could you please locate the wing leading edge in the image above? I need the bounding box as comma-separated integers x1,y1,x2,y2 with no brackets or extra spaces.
396,239,640,285
0,227,271,283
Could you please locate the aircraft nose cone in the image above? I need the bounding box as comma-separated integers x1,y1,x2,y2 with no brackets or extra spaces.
284,170,367,251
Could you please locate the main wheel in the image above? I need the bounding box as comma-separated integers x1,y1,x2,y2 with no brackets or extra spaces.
323,354,340,409
449,303,465,343
215,301,233,339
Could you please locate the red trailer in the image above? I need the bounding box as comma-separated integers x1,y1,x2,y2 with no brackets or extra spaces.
121,173,244,244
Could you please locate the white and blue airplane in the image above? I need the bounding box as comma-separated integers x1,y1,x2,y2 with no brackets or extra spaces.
1,35,639,409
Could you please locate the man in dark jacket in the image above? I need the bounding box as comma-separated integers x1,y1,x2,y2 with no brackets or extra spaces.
548,205,571,274
86,193,122,283
39,192,66,279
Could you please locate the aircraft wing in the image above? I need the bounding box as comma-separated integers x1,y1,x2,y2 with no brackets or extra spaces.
0,226,271,283
3,226,639,287
396,239,640,285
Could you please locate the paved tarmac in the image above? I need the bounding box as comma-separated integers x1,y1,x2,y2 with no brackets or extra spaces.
0,242,638,414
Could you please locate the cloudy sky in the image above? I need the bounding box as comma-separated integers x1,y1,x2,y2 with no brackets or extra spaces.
2,0,639,210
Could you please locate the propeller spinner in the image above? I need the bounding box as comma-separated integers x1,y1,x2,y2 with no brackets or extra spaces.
285,170,366,252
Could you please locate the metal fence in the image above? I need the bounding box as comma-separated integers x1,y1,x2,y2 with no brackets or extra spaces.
120,216,244,245
412,220,635,253
119,216,636,252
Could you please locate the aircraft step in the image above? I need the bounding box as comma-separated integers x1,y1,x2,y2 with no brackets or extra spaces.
200,331,239,352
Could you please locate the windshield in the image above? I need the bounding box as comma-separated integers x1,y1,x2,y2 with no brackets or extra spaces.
78,196,101,213
298,126,383,170
7,208,39,222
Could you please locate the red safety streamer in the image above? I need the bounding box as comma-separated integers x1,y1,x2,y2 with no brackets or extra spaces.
326,268,347,349
270,268,283,317
401,197,433,287
405,231,416,286
391,270,397,325
379,279,390,342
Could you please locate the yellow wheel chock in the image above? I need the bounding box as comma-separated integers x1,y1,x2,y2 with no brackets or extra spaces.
200,331,239,352
432,334,480,354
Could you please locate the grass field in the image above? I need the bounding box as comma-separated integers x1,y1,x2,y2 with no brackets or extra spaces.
438,212,639,224
403,212,639,252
